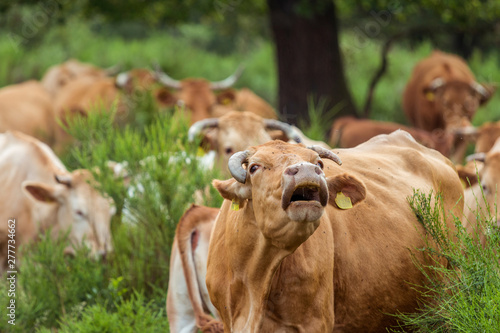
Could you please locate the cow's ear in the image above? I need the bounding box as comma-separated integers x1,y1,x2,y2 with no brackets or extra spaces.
478,83,496,105
22,181,65,204
327,174,366,209
213,178,251,207
154,88,177,107
216,89,237,106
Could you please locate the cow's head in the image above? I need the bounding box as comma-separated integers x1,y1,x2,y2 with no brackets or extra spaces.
154,66,244,123
465,138,500,229
41,59,111,96
213,141,366,250
22,169,115,258
424,78,495,132
188,111,302,173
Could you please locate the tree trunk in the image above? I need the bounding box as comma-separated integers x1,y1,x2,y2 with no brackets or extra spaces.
268,0,358,126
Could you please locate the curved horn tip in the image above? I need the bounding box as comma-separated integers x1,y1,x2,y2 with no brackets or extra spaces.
187,118,219,142
228,150,249,184
471,82,489,97
263,119,301,143
209,65,245,90
466,152,486,163
307,145,342,166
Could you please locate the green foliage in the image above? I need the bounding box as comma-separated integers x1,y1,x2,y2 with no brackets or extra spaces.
299,96,344,141
392,190,500,332
0,232,112,332
38,293,169,333
61,100,223,296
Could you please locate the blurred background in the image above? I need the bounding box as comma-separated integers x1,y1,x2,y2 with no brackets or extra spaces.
1,0,499,126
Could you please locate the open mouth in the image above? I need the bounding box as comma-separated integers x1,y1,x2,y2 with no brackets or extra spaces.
282,181,328,211
290,186,321,204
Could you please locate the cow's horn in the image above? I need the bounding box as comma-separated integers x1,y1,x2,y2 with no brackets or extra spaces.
209,65,245,90
307,145,342,166
188,118,220,142
466,152,486,163
55,174,72,187
153,64,182,89
471,82,489,97
429,77,445,90
104,63,122,76
228,150,250,183
264,120,302,143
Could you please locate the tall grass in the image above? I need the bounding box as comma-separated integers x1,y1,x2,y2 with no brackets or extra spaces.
392,190,500,332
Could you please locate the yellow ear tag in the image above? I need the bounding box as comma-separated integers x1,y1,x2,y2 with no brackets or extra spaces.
460,178,466,189
335,192,352,210
425,92,435,101
231,200,240,211
223,98,231,105
197,147,206,157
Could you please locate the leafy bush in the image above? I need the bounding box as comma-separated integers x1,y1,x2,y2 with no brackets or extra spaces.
392,190,500,332
0,232,112,332
38,292,169,333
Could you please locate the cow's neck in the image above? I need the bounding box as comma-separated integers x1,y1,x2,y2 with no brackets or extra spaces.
229,201,307,332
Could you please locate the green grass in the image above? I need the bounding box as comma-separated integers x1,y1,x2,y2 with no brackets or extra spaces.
391,190,500,332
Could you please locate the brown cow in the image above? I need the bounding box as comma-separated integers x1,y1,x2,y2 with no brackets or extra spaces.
0,131,115,273
403,50,495,162
403,50,494,132
167,112,304,332
41,59,110,97
207,133,463,332
0,80,56,146
52,68,172,152
155,67,277,123
330,116,453,156
461,138,500,247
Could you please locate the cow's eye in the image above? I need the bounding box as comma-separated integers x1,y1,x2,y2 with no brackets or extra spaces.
482,184,488,192
225,147,233,155
249,164,260,174
76,210,85,217
317,160,324,169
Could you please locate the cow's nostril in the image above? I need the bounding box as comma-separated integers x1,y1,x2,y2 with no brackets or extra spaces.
285,166,299,176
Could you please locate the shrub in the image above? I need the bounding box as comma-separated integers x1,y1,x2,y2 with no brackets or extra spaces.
392,190,500,332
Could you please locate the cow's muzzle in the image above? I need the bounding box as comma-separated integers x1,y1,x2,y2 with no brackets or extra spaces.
281,163,328,222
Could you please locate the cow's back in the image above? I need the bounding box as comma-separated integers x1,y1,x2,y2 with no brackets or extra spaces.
0,81,56,145
325,131,463,331
0,131,66,243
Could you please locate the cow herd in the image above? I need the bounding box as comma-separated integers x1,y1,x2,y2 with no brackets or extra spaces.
0,50,499,332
